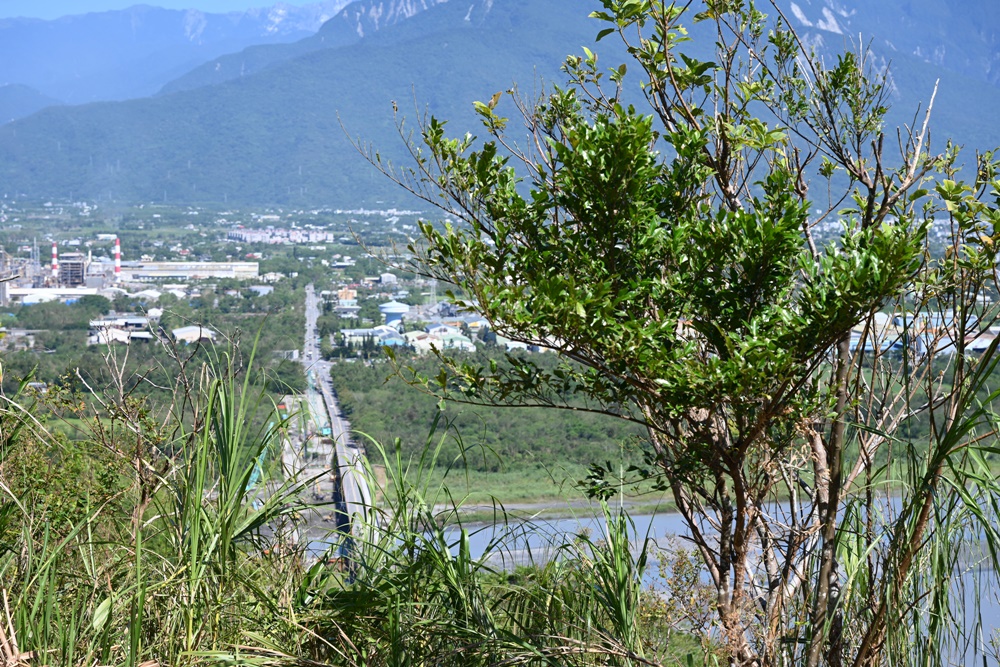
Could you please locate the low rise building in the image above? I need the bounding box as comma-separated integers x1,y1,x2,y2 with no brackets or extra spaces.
120,261,259,281
172,325,218,344
87,315,153,345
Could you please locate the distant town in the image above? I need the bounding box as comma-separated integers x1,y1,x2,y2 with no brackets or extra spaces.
0,197,992,369
0,199,553,365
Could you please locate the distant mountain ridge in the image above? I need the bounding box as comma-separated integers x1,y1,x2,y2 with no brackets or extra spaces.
0,1,352,106
159,0,448,95
0,0,997,207
0,84,62,124
785,0,1000,87
0,0,603,205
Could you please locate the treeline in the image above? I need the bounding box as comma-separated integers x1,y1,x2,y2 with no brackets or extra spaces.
330,350,647,473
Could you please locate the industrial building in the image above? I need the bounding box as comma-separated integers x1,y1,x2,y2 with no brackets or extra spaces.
378,300,410,326
87,315,155,345
119,261,259,281
58,252,88,287
0,238,259,304
172,325,218,344
11,287,100,304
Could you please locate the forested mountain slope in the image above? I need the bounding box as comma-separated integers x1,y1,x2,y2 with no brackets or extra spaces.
0,0,996,206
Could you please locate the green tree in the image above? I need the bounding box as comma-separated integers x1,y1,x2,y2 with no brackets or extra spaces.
357,297,382,324
77,294,112,318
377,1,1000,664
111,292,132,312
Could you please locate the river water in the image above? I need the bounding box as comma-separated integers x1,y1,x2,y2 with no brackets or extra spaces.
445,505,1000,665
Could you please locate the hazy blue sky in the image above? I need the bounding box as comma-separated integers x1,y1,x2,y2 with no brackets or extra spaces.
0,1,309,20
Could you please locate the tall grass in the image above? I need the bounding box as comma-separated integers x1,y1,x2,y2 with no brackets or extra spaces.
1,352,714,666
7,333,999,666
0,343,315,665
279,417,710,667
38,342,974,667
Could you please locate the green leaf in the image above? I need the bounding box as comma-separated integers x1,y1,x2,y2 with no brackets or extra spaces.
93,596,112,633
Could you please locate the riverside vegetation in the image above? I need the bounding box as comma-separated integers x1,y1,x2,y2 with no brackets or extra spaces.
330,350,650,504
6,1,1000,667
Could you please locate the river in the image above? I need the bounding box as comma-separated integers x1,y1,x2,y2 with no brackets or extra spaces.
446,505,1000,665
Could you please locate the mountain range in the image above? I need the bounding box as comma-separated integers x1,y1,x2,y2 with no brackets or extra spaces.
787,0,1000,88
159,0,449,95
0,0,997,207
0,1,352,106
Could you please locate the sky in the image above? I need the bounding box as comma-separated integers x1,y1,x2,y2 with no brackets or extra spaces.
0,0,311,20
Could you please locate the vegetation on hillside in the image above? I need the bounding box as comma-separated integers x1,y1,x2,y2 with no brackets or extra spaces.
2,0,1000,206
0,340,722,665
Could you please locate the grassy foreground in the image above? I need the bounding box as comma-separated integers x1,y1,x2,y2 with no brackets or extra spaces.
0,352,719,667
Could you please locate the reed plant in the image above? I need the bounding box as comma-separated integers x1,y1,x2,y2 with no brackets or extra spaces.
0,341,314,665
281,415,713,667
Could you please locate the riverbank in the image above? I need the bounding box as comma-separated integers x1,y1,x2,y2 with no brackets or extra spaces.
438,496,677,526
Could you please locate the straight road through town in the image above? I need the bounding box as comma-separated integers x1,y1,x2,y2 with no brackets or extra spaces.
302,284,372,539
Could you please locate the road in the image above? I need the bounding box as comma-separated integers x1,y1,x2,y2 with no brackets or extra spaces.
301,284,372,542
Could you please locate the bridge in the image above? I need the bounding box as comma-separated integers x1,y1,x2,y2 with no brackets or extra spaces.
292,283,372,556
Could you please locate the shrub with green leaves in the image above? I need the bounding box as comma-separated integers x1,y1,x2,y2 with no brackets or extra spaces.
372,0,1000,663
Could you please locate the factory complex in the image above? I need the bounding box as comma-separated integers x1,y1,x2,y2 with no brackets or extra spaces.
0,238,259,306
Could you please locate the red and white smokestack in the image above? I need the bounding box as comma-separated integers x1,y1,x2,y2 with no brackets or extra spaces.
51,242,58,279
114,237,121,280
